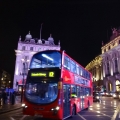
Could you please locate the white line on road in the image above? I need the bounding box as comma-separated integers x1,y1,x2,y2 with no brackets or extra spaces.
77,113,87,120
20,115,29,120
10,117,15,120
91,109,112,118
111,107,119,120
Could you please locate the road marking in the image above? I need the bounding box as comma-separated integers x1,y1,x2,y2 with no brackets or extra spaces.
10,117,15,120
77,113,87,120
111,107,119,120
100,113,112,118
20,115,29,120
89,109,112,118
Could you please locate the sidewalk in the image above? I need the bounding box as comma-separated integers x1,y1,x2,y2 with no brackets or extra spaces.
0,96,22,114
0,103,22,114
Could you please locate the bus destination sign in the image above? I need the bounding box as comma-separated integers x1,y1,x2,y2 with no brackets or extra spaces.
31,71,55,77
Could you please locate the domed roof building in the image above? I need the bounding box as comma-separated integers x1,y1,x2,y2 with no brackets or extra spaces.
13,31,61,90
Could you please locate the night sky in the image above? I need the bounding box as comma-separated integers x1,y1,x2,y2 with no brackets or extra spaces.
0,1,120,79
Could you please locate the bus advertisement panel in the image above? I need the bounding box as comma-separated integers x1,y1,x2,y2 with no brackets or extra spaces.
22,50,93,120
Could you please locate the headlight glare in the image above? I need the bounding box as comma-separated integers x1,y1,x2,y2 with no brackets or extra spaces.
22,103,25,107
56,106,60,110
51,106,60,111
96,96,99,99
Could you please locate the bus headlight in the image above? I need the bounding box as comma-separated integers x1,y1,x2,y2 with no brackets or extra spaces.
22,103,25,107
22,103,28,108
51,106,60,111
96,96,99,99
55,106,60,110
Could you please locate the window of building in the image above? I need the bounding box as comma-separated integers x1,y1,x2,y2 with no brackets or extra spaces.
104,49,106,52
108,46,110,50
22,46,25,50
107,62,110,74
115,59,118,71
30,47,33,51
38,48,41,51
113,42,115,46
119,40,120,44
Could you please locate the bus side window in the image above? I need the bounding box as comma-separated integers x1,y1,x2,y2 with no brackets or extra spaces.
80,87,82,97
70,60,76,74
64,56,70,70
71,85,77,98
76,64,79,75
82,87,85,96
77,86,80,97
85,88,88,96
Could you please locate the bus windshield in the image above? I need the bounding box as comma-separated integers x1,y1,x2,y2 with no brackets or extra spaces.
25,81,58,104
30,51,61,69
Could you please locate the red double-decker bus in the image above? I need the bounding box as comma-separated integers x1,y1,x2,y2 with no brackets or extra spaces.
22,50,93,120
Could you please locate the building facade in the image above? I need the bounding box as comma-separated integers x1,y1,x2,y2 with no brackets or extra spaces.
13,32,60,91
101,28,120,92
85,55,103,91
0,70,11,89
86,28,120,92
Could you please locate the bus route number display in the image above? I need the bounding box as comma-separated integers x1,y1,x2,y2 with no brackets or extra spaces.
31,71,55,77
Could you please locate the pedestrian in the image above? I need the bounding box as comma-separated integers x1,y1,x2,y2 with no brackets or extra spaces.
11,92,16,105
2,91,7,104
10,92,12,103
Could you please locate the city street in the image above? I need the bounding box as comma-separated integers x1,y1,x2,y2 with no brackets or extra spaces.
0,96,119,120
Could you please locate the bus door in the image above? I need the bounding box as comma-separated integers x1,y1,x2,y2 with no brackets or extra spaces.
63,84,71,118
80,87,85,110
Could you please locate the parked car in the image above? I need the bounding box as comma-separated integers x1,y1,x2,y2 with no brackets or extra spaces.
93,92,100,102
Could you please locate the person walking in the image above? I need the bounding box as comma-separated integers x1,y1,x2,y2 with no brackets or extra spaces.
11,92,16,105
2,91,7,104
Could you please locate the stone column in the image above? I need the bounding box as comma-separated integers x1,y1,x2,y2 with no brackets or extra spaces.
13,54,22,89
105,80,108,92
112,79,116,92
